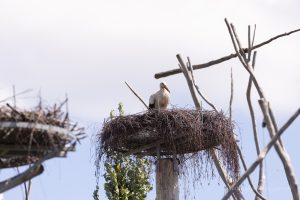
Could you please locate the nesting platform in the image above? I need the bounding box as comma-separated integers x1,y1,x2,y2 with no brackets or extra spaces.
98,109,240,183
100,109,237,156
0,105,84,168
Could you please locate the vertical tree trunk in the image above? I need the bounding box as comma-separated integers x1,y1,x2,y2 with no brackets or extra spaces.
156,158,179,200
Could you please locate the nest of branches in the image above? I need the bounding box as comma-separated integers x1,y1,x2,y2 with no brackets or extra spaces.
97,109,239,181
0,102,85,168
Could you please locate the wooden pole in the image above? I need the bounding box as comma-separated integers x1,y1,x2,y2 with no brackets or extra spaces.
156,158,179,200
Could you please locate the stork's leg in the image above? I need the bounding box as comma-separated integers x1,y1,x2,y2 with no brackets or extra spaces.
158,99,160,111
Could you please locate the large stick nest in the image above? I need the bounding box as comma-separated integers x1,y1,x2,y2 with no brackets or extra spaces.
97,109,239,181
0,103,85,168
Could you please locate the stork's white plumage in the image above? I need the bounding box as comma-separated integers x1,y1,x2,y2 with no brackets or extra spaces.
149,82,170,110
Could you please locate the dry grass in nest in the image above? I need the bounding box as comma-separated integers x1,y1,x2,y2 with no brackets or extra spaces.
0,102,85,168
96,109,240,182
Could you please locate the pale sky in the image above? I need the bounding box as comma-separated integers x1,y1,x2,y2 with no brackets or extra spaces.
0,0,299,199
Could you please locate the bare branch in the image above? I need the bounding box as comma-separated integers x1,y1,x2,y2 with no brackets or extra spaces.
246,51,266,199
64,93,69,122
247,25,252,61
232,37,262,199
225,19,265,99
268,106,284,147
225,20,249,69
0,89,33,104
187,57,218,111
236,146,266,200
222,108,300,200
230,23,246,60
259,100,299,200
154,27,300,79
229,68,233,120
252,25,257,48
12,85,16,108
176,55,201,110
229,68,266,200
124,81,149,110
229,68,260,200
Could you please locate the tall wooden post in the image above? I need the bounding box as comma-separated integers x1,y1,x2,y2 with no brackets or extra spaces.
156,158,179,200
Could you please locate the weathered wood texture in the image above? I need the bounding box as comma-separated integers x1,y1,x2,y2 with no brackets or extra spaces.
156,158,179,200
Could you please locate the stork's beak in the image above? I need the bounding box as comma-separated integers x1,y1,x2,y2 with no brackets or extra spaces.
163,84,170,93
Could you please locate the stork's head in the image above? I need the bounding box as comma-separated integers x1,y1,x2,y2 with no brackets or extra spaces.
160,82,170,93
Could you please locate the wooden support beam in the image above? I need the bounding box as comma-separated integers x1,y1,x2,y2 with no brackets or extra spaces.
156,158,179,200
0,165,44,193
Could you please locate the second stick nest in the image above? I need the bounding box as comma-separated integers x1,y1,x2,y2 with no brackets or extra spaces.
0,103,85,168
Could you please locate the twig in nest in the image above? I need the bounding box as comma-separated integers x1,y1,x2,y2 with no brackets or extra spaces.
6,103,27,120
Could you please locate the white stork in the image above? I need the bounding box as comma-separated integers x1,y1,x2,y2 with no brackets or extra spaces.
149,82,170,110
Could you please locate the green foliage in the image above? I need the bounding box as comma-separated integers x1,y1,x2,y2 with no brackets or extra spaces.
93,185,99,200
118,102,125,116
94,103,152,200
104,153,152,200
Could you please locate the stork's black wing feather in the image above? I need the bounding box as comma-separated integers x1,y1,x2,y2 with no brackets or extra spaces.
149,103,155,109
